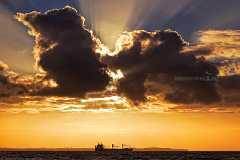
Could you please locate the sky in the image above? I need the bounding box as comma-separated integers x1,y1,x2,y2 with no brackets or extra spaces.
0,0,240,151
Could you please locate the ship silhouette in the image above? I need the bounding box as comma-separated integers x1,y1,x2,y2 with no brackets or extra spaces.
95,143,133,153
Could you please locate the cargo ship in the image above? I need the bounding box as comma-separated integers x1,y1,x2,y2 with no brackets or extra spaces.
95,143,133,153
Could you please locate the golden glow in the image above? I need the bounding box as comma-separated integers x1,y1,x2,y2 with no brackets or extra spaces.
108,70,124,82
112,30,163,55
0,95,132,114
114,32,134,54
1,93,240,115
1,2,240,151
95,41,112,56
1,111,240,151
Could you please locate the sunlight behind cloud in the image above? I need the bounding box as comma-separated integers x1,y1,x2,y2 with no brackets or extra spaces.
78,0,137,49
78,0,193,50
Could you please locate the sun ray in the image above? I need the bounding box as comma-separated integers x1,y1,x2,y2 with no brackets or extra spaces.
0,4,34,74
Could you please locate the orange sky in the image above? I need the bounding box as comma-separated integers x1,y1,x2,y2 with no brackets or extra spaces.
1,111,240,151
0,2,240,152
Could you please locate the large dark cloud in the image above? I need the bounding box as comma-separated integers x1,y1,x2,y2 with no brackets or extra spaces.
104,30,221,104
2,6,238,107
16,6,111,96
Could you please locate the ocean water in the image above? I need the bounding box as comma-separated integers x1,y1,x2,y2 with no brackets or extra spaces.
1,151,240,160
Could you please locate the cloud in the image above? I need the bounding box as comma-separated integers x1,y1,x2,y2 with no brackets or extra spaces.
0,60,60,99
177,30,240,105
218,75,240,104
0,61,28,97
1,6,240,112
16,6,111,96
104,30,220,104
194,30,240,76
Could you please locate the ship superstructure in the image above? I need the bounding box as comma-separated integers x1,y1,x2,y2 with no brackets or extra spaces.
95,143,133,152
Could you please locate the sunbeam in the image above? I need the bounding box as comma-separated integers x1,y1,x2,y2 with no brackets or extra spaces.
78,0,193,50
78,0,137,49
0,4,34,74
127,0,193,29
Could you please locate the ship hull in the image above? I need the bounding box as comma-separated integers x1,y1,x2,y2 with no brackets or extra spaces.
95,148,133,153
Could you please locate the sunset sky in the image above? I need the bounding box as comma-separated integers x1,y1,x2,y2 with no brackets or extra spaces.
0,0,240,151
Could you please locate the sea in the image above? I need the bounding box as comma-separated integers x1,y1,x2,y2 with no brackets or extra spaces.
0,151,240,160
